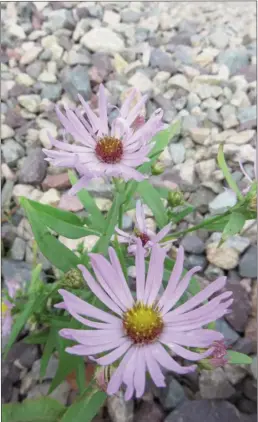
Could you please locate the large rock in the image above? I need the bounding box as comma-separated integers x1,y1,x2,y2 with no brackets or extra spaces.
1,140,25,167
18,148,47,185
81,28,125,53
181,234,205,254
217,48,249,74
157,376,185,410
239,246,257,278
165,400,254,422
225,282,251,332
209,190,237,214
2,259,46,287
61,65,91,101
107,391,134,422
206,242,239,270
134,400,164,422
199,368,235,399
150,48,176,73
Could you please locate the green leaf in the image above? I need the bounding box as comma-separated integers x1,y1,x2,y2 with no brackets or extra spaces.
22,198,100,239
68,170,105,231
226,351,253,365
149,120,181,159
219,211,246,245
93,192,123,255
169,205,195,224
2,397,65,422
23,330,50,345
40,326,56,380
76,359,86,394
137,180,168,228
217,144,243,200
28,263,43,294
60,388,106,422
21,198,81,272
4,299,38,357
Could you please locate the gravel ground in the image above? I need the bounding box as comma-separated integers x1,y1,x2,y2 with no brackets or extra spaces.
1,2,257,421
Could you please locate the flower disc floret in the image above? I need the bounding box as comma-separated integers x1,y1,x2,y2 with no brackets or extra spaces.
95,136,123,164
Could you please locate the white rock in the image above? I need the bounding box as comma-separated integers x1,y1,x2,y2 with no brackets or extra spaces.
103,10,121,26
33,1,49,12
8,24,26,39
196,159,216,181
169,143,185,164
237,144,256,163
39,127,57,149
153,71,171,84
1,124,15,140
38,72,57,83
202,98,222,110
95,198,112,212
58,236,82,252
40,189,61,206
1,163,16,181
140,15,159,31
18,95,41,113
226,130,255,145
231,91,251,108
179,159,195,185
13,184,42,202
224,364,247,385
209,190,237,214
206,242,239,270
168,74,190,91
84,235,99,252
41,36,63,60
209,30,229,49
145,218,157,233
15,73,35,87
20,46,42,65
129,72,153,93
81,28,125,53
73,19,90,42
189,128,211,145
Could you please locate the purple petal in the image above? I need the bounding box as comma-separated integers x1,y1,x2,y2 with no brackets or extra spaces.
135,239,146,302
134,349,146,398
151,222,172,244
145,246,166,306
98,84,108,135
161,329,224,347
107,347,136,395
144,345,166,387
153,343,196,374
135,200,146,232
108,247,134,309
167,344,214,361
94,340,132,365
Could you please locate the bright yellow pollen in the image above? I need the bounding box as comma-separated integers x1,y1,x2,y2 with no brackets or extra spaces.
123,302,164,345
2,302,8,315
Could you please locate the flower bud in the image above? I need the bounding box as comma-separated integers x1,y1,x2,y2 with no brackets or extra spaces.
249,194,257,212
151,162,165,176
199,340,228,370
62,268,85,289
168,190,185,207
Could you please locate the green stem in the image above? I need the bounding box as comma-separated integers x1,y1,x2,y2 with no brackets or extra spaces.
163,211,231,241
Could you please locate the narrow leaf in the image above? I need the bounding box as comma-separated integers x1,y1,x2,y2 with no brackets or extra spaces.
226,350,252,365
60,389,106,422
2,397,65,422
219,211,246,246
40,326,56,380
23,330,49,345
137,180,168,228
217,144,243,200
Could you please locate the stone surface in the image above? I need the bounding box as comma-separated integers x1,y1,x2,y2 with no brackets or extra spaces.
169,143,185,164
61,65,91,101
209,190,238,214
10,237,26,261
199,368,236,399
134,400,164,422
157,376,186,410
18,148,47,185
181,234,205,254
107,391,134,422
215,319,240,345
1,140,25,166
239,246,257,278
225,282,251,332
206,242,239,270
81,28,125,53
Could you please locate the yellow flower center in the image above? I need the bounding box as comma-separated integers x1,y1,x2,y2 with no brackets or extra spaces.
123,302,164,344
95,136,123,164
2,302,8,315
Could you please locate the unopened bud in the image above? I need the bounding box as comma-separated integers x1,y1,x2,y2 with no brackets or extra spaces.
249,194,257,212
168,190,185,208
62,268,85,289
151,162,165,175
199,340,228,370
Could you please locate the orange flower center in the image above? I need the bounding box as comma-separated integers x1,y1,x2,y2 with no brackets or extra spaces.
95,136,123,164
123,302,164,344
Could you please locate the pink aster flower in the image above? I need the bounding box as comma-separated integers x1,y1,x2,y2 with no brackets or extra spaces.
2,279,20,339
43,85,164,194
57,242,232,400
115,200,173,256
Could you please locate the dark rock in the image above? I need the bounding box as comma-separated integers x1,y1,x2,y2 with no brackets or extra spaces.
174,45,194,65
2,258,45,287
92,53,113,79
2,180,14,208
61,65,91,101
134,401,165,422
5,109,27,129
74,7,89,20
1,377,12,403
227,270,242,284
5,341,39,369
58,34,73,51
189,187,216,214
181,234,205,254
237,397,257,414
204,264,225,281
169,32,192,46
1,139,25,167
199,368,235,399
154,94,174,111
239,246,257,279
184,254,207,271
18,148,47,184
40,83,63,101
150,48,176,73
26,61,44,79
217,48,250,74
164,400,251,422
9,84,33,97
243,378,257,402
225,282,251,332
1,223,16,248
233,338,257,356
157,376,185,410
215,319,240,345
44,9,75,31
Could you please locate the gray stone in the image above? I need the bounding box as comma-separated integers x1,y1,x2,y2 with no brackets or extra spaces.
234,338,257,356
239,246,257,279
134,400,165,422
81,28,125,54
150,48,176,73
122,214,133,230
18,148,47,185
190,187,216,214
174,45,194,65
157,376,185,410
1,140,25,167
6,341,39,369
169,32,192,46
209,190,237,214
250,356,257,380
10,237,26,261
5,109,27,129
2,258,45,287
181,234,205,254
44,9,75,32
92,52,113,79
26,62,44,80
169,143,185,164
61,65,91,101
243,378,257,402
184,254,207,271
237,106,257,124
107,391,134,422
209,30,229,49
199,368,235,399
31,356,59,381
27,381,70,405
224,364,248,385
215,319,240,345
2,180,14,208
41,83,63,101
121,9,141,23
66,49,91,66
204,264,225,281
217,48,250,74
164,400,249,422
